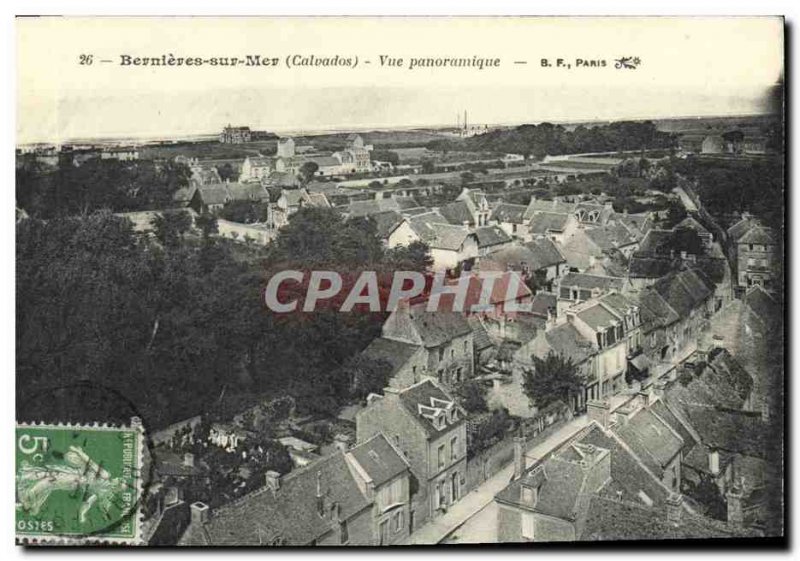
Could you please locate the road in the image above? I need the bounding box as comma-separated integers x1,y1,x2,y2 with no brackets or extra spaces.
402,416,590,545
673,186,699,212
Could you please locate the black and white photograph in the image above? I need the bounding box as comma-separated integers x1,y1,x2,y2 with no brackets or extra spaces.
12,14,785,548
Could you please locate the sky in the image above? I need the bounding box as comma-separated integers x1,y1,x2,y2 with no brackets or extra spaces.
17,17,784,143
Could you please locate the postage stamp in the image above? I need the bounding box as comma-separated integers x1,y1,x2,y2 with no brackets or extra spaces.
15,418,145,545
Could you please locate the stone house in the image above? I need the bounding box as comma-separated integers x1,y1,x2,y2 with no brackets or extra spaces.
179,433,410,546
381,302,474,386
356,379,468,531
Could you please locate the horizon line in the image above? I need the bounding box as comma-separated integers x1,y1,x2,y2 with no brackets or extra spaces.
16,110,778,147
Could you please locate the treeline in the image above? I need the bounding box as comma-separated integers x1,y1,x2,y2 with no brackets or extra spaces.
17,207,430,429
16,157,191,218
427,121,675,160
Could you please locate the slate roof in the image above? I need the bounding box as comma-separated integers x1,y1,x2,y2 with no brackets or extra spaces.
530,291,557,318
179,452,371,546
195,185,230,206
528,212,570,234
525,238,567,269
675,216,710,235
678,404,765,458
744,285,778,321
426,224,473,251
531,322,595,365
581,495,747,541
738,225,776,245
369,210,405,239
439,200,475,226
347,433,409,488
474,225,512,249
651,270,712,320
584,223,638,251
727,217,759,241
614,409,684,474
397,379,465,438
405,303,473,347
225,182,271,202
490,203,528,224
628,256,678,279
559,272,625,293
361,337,421,379
524,198,576,220
636,289,680,333
576,302,621,331
468,316,494,351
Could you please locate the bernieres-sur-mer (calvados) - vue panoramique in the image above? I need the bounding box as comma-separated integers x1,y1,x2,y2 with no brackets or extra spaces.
15,16,784,547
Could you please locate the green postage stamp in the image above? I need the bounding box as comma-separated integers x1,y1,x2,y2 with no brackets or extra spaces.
15,419,144,545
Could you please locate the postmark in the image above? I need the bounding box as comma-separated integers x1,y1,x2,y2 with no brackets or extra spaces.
15,418,145,545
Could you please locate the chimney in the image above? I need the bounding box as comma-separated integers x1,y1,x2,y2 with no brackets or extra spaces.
726,486,744,526
666,493,683,523
653,380,667,399
708,448,720,475
316,471,325,516
586,400,611,429
513,435,526,480
588,255,596,267
265,470,281,494
183,452,194,468
334,433,352,453
190,502,210,526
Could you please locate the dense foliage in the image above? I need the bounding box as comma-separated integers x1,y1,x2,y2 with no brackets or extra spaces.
521,352,583,410
427,121,675,160
16,158,191,218
17,207,431,428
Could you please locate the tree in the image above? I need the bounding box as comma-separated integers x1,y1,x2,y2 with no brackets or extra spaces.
453,379,488,414
421,159,435,174
298,161,319,184
522,352,584,410
195,213,219,239
336,355,393,401
460,171,475,186
217,162,238,182
151,210,192,247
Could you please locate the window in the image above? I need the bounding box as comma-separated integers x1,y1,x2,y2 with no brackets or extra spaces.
393,510,404,533
450,436,458,460
521,485,538,506
522,513,535,540
464,340,469,353
438,444,446,469
438,348,444,362
450,349,455,360
412,365,417,376
340,520,349,544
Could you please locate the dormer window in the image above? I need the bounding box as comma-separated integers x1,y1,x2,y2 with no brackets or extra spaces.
521,484,539,506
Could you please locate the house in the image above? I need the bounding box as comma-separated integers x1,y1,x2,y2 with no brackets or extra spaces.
554,272,624,315
727,218,778,292
478,239,567,286
356,379,467,529
381,302,474,386
179,433,410,545
189,165,223,187
405,219,478,272
189,182,270,214
565,299,629,399
473,225,513,257
702,135,726,154
528,211,578,244
490,203,529,239
241,156,273,182
675,216,713,248
360,337,429,389
494,419,745,543
519,319,597,410
100,146,139,161
220,125,252,144
439,189,491,227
